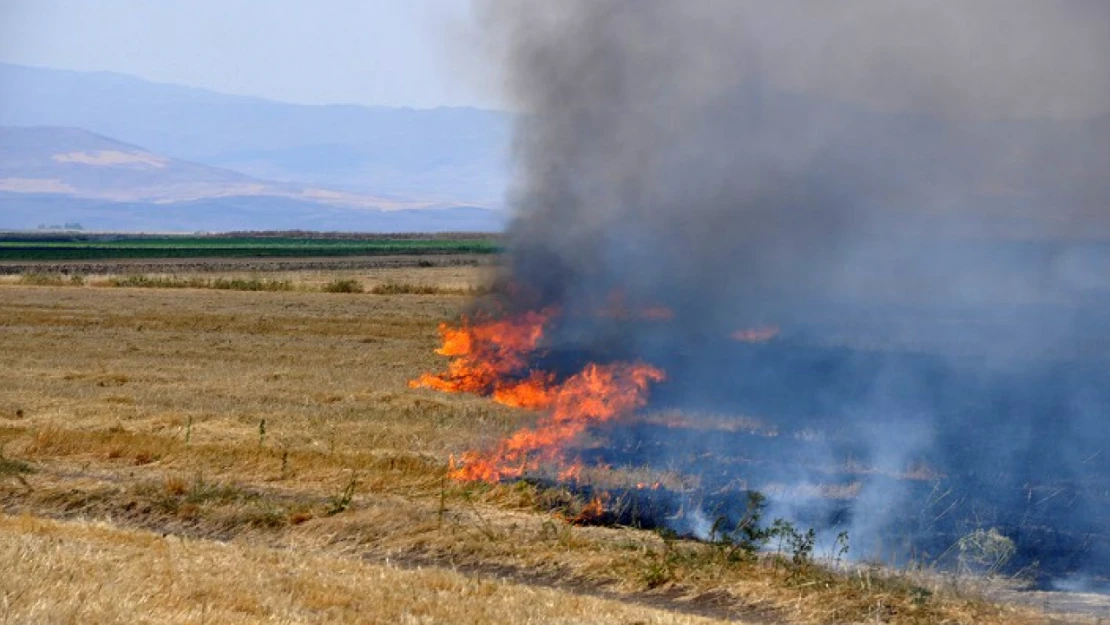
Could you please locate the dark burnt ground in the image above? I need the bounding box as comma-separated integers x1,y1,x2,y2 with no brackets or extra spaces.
532,317,1110,590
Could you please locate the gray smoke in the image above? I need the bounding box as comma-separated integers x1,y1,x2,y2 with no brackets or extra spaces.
474,1,1110,584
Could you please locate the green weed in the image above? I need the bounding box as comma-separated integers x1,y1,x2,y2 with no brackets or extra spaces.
322,278,364,293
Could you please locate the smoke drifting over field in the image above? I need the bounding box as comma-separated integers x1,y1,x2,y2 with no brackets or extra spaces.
461,1,1110,583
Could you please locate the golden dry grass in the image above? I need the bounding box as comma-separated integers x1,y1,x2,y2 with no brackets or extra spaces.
0,513,728,625
0,266,1092,624
0,264,495,294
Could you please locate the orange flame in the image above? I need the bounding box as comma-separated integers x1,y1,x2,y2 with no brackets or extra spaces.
449,361,665,482
491,370,557,409
558,461,584,482
410,309,665,483
730,325,780,343
408,309,554,397
572,496,606,524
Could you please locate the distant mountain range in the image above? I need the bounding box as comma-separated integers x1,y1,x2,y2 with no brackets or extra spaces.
0,63,510,232
2,62,1109,235
0,63,511,205
0,125,503,232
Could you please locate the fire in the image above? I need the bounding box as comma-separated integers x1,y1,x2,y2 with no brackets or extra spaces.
490,370,555,409
730,325,780,343
572,496,606,524
410,308,666,483
558,462,584,481
408,309,554,397
449,361,665,482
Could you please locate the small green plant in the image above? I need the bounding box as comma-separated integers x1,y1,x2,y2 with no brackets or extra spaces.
706,491,775,562
640,557,674,589
699,491,831,572
787,526,816,565
637,529,680,588
0,447,35,490
322,278,364,293
830,530,850,566
736,491,774,551
765,518,816,566
326,473,358,515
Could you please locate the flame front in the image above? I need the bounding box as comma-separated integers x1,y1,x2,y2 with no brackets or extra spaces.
408,309,554,396
410,309,665,482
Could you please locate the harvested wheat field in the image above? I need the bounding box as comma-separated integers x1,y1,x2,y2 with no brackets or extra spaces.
0,265,1097,624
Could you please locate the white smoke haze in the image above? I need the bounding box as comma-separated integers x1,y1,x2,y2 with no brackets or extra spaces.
468,0,1110,585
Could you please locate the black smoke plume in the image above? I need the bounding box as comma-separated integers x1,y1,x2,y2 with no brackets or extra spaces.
473,1,1110,586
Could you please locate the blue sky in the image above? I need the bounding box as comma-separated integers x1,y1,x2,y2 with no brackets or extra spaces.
0,0,494,109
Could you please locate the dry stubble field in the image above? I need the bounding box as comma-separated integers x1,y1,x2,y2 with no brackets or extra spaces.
0,263,1089,624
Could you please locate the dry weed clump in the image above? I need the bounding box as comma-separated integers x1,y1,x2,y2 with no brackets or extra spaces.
369,280,490,296
19,425,176,466
17,272,84,286
321,277,364,293
105,274,295,291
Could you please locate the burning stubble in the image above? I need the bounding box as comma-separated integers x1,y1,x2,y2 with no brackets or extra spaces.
420,0,1110,587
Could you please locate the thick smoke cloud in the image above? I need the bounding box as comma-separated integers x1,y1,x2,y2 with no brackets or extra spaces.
475,1,1110,583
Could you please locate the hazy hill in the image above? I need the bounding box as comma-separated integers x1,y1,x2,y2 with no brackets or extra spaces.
0,125,427,206
2,125,259,200
3,63,1107,236
0,192,503,233
0,63,510,205
0,126,503,232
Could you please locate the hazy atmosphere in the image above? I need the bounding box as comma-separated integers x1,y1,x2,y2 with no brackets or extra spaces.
3,2,1110,623
0,0,508,232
